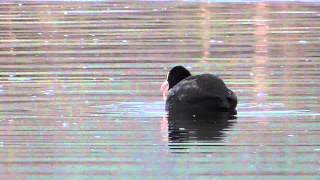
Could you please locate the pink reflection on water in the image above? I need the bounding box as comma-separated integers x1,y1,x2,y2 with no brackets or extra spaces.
160,115,168,143
253,2,270,105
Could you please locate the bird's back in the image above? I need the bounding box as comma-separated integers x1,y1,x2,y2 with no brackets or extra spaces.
166,74,237,114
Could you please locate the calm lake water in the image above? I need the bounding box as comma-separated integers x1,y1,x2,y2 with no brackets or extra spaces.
0,1,320,179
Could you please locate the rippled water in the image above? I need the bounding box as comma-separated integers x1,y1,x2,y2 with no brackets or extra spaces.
0,1,320,178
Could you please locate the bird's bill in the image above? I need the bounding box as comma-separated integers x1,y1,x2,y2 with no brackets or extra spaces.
160,81,169,101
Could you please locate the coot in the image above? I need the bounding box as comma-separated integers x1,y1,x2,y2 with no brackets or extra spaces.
161,65,237,115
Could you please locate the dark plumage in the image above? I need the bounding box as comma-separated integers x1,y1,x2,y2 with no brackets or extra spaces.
163,66,237,116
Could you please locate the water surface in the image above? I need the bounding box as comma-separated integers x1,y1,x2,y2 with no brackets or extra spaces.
0,1,320,179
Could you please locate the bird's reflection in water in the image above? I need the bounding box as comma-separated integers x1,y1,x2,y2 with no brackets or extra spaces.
167,107,236,151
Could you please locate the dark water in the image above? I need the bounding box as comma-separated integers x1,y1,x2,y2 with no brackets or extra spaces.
0,1,320,179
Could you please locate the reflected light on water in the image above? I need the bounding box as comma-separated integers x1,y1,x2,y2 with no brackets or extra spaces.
0,0,319,178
